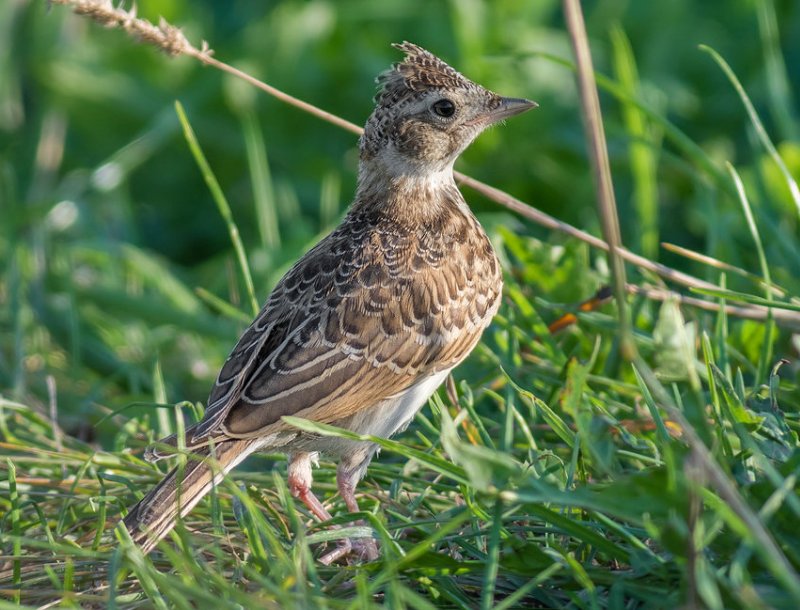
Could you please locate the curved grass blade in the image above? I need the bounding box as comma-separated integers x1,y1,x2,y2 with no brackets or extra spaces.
701,45,800,217
175,100,260,316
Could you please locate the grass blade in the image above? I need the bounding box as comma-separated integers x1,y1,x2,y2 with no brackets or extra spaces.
6,459,22,605
242,110,281,250
480,498,503,610
175,100,260,316
610,24,661,259
700,45,800,217
726,163,776,383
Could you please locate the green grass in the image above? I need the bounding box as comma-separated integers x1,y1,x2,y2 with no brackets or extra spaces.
2,0,800,608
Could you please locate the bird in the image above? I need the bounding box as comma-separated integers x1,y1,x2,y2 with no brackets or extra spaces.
122,41,536,563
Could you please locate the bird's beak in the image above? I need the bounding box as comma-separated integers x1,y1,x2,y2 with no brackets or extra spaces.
483,97,538,125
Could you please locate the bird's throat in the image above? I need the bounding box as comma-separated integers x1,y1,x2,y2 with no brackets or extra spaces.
353,158,467,224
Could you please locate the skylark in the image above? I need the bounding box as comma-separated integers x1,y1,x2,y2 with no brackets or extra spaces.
123,42,535,563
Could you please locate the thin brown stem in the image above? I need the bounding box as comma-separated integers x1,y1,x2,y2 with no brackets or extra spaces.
191,53,364,137
626,285,800,331
564,0,635,360
454,174,724,292
661,242,788,297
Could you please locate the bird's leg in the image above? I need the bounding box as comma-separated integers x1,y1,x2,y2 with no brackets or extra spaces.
287,453,333,522
287,452,333,521
287,452,353,564
286,451,378,564
336,459,379,562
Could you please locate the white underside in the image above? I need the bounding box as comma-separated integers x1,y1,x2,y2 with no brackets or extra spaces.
301,367,454,460
348,368,453,437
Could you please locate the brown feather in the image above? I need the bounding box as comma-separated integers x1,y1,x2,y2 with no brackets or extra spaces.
124,438,257,554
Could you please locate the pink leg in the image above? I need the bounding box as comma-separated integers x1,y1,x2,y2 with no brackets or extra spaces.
337,466,379,561
287,452,352,565
287,454,332,522
337,473,361,513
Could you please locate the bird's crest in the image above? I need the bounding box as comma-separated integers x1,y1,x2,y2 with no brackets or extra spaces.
375,42,474,106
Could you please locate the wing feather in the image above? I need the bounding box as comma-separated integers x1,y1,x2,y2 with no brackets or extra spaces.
189,203,501,443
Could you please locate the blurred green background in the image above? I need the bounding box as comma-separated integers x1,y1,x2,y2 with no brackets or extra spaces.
1,0,798,440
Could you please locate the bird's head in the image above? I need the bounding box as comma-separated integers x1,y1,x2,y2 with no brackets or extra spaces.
360,42,536,178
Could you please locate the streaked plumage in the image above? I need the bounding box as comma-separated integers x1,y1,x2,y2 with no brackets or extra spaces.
123,42,535,561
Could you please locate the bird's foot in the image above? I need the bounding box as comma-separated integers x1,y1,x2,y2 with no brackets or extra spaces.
318,536,378,565
352,537,379,562
319,537,351,566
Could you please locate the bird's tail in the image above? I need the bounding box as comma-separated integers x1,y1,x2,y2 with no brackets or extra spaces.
122,438,257,554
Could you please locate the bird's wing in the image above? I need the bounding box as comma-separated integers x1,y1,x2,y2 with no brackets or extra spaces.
191,209,501,441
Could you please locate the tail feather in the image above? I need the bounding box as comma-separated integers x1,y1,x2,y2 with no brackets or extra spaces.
123,438,256,554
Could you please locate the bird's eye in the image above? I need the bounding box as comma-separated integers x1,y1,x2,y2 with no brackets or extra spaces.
432,99,456,118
